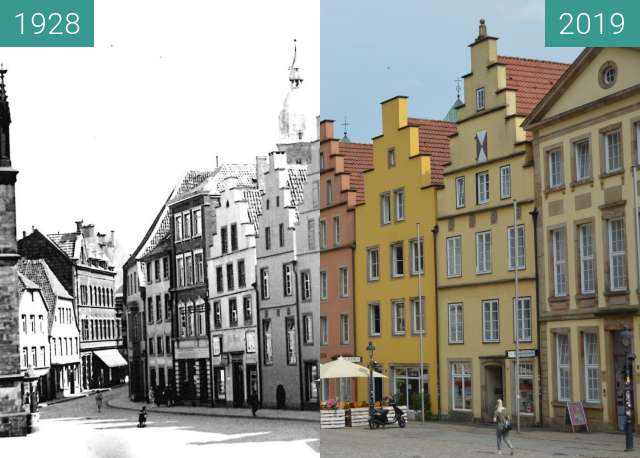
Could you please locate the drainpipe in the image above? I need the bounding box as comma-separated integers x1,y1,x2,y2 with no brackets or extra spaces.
351,240,357,402
432,224,441,418
293,259,305,410
252,277,264,407
530,208,543,428
633,166,640,295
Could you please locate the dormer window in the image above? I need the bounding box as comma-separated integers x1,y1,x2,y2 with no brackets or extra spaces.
476,88,485,111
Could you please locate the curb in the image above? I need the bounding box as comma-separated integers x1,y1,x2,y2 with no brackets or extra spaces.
105,399,319,424
41,386,118,407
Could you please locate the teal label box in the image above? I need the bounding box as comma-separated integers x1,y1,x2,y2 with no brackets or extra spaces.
546,0,640,47
0,0,93,47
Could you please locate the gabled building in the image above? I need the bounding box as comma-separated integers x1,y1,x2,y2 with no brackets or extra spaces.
523,48,640,430
319,120,373,403
435,20,568,424
19,223,126,390
17,259,80,400
354,96,455,414
208,174,261,407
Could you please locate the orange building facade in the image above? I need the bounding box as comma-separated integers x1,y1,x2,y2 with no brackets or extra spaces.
319,120,372,403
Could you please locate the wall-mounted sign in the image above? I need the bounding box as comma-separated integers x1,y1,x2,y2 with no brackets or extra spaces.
505,349,538,359
338,356,361,363
212,336,221,356
246,330,257,354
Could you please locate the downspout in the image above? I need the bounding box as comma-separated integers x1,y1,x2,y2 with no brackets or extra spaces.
350,239,357,402
252,278,263,407
431,224,441,418
530,208,543,428
293,259,305,410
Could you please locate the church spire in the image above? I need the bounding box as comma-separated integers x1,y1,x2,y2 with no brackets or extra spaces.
0,65,12,167
288,39,303,89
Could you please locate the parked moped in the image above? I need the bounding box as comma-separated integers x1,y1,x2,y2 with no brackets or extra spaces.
368,402,406,429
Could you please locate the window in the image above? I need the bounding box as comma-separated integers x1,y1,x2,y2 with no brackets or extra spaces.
285,317,297,365
148,338,154,355
584,332,600,403
574,140,591,181
303,314,313,345
319,152,325,170
243,296,252,323
446,236,462,277
264,227,271,250
500,165,511,199
165,294,171,319
230,223,238,251
30,315,35,333
220,226,228,254
260,268,269,299
339,267,348,298
319,220,327,249
451,362,472,411
301,270,311,301
216,266,224,293
475,231,492,274
163,257,169,279
263,320,273,365
283,264,294,296
410,238,423,275
548,149,563,188
476,171,489,204
213,301,222,328
166,336,171,354
192,208,202,237
601,63,617,87
578,223,595,294
307,219,316,250
279,223,285,247
340,314,349,344
387,148,396,167
411,297,424,335
604,130,622,173
154,260,161,282
608,217,626,291
183,212,192,239
476,87,485,111
320,316,328,346
448,303,464,343
367,248,380,281
482,299,499,342
552,228,567,296
195,252,204,284
237,260,246,288
392,300,405,335
320,271,328,300
175,215,183,241
32,347,37,367
22,347,28,367
312,181,319,208
369,303,381,336
157,336,163,355
556,334,570,401
229,298,238,326
455,176,465,208
381,193,391,224
156,295,162,322
514,297,532,342
517,362,535,415
326,179,333,205
508,225,525,271
226,263,234,291
185,253,194,285
333,216,341,246
391,242,404,277
394,189,405,221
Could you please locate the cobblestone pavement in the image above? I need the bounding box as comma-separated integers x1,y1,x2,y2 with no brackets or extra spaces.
2,386,319,458
321,422,640,458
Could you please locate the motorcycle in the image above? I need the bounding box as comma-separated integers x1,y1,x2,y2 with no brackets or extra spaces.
368,402,406,429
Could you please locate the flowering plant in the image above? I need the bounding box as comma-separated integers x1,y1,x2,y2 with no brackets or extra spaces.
326,399,337,410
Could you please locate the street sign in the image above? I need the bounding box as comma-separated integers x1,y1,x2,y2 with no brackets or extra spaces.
338,356,361,363
505,349,538,359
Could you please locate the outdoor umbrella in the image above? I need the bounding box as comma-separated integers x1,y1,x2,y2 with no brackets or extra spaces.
320,357,387,379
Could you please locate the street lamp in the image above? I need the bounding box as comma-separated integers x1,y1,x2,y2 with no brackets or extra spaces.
367,341,375,414
621,326,635,452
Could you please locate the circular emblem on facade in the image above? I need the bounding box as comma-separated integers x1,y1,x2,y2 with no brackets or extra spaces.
599,61,618,89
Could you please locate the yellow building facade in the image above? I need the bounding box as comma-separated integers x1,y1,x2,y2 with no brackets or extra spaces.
436,22,568,423
354,96,455,415
524,48,640,430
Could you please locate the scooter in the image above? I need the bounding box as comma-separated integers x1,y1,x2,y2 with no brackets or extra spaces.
368,402,406,429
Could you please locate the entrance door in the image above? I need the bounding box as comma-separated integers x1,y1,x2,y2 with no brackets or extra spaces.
613,331,633,431
484,364,504,420
246,364,258,397
232,361,245,407
69,367,75,394
199,359,209,403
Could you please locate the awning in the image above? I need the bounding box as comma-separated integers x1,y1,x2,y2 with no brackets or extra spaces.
320,357,387,379
94,349,127,368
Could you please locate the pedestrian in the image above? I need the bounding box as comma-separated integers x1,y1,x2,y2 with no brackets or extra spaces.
493,399,514,455
95,391,103,413
138,406,147,428
249,393,259,417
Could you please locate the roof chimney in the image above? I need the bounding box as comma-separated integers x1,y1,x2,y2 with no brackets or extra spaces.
216,155,219,168
75,220,83,233
110,230,115,247
477,19,487,41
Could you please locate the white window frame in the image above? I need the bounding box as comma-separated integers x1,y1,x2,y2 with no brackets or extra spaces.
301,270,311,301
394,189,405,221
556,333,570,401
552,228,567,297
455,176,465,209
326,178,333,205
446,236,462,277
548,149,563,188
608,217,626,291
482,299,499,342
392,300,405,336
320,316,328,346
369,303,381,336
451,362,472,411
604,130,622,173
500,165,511,199
381,193,391,225
333,216,341,247
320,270,328,300
319,220,327,249
507,225,525,271
283,264,294,296
513,297,532,342
578,223,595,294
411,297,424,335
339,266,349,298
574,140,591,181
476,171,489,204
260,268,270,300
391,242,404,277
410,238,424,275
340,314,350,345
476,87,485,111
475,231,492,274
367,248,380,281
388,148,396,168
174,215,183,241
448,303,464,344
583,332,600,403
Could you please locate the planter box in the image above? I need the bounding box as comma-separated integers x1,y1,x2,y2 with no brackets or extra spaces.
320,409,346,429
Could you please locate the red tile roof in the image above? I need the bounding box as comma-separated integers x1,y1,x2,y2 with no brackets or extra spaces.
340,142,373,205
408,119,457,186
497,56,570,116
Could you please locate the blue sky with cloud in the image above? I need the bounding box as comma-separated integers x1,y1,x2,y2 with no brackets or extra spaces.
321,0,581,143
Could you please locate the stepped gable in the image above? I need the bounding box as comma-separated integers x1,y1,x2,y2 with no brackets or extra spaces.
244,188,263,233
340,141,373,205
408,118,457,186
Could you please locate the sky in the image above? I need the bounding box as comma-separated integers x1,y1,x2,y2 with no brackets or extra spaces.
321,0,582,143
4,0,319,264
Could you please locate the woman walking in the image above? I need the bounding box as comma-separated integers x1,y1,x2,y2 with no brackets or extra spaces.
95,391,103,413
493,399,514,455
